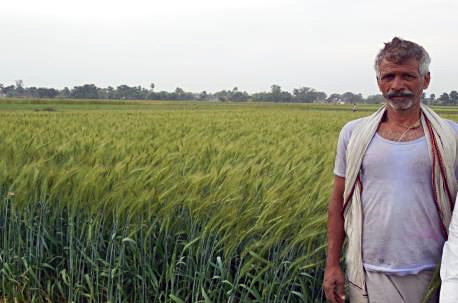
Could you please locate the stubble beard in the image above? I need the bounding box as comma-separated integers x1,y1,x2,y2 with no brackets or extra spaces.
385,97,415,111
383,89,417,111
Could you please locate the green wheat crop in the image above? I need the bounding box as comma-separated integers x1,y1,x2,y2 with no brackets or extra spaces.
1,101,452,302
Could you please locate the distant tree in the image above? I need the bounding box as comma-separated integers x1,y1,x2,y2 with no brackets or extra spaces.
71,84,99,99
429,93,436,105
450,90,458,105
341,92,363,103
231,90,249,102
365,94,384,104
168,87,194,100
150,83,155,91
114,85,148,99
116,85,129,99
15,80,23,89
37,88,58,98
214,90,230,101
61,87,71,98
270,85,282,102
171,87,182,100
15,80,25,96
26,87,38,97
4,85,16,97
153,91,168,100
199,91,208,100
439,92,450,105
421,92,427,103
251,92,271,102
293,87,327,103
327,93,342,103
105,86,115,99
270,85,292,102
223,87,250,101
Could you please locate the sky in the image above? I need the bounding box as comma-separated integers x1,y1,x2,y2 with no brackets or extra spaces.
1,0,458,96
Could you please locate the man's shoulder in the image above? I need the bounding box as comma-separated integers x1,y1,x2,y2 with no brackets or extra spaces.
340,117,366,137
444,119,458,134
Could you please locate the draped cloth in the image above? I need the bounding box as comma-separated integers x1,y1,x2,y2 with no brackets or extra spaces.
342,104,457,302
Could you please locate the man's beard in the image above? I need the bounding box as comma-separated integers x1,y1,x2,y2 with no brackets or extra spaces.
383,89,416,111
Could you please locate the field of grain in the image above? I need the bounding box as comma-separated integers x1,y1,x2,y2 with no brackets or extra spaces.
0,100,456,302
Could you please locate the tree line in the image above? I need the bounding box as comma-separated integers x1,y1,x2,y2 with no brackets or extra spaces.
1,81,458,105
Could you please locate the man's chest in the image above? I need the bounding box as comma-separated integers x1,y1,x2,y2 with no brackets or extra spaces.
361,135,431,182
377,123,425,142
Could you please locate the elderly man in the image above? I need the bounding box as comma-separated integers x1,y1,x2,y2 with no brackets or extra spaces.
323,37,458,303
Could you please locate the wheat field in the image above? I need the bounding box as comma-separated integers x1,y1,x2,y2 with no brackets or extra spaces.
1,100,455,302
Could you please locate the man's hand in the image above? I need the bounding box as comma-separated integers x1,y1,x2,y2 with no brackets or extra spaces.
323,265,346,303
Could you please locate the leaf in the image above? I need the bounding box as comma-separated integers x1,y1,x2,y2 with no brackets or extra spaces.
201,287,213,303
169,294,185,303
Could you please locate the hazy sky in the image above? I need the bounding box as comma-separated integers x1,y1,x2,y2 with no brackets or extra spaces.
2,0,458,96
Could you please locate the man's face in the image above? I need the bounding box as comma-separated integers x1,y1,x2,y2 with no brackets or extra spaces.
377,58,430,111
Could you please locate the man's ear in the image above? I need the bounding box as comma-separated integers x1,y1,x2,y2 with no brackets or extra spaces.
423,72,431,89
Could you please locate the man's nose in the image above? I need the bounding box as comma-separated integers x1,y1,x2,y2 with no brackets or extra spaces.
391,76,405,91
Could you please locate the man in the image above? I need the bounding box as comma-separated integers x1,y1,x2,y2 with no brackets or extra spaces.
323,37,458,303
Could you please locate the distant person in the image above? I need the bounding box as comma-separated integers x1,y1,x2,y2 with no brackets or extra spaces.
352,104,358,112
323,37,458,303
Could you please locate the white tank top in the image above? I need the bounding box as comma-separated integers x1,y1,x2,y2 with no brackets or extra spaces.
334,119,458,275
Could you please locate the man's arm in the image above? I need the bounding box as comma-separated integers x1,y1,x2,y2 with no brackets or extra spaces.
323,175,346,303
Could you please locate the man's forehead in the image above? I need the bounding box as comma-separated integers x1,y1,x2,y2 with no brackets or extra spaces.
379,58,420,72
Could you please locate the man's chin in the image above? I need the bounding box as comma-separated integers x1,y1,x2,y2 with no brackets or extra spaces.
386,98,415,111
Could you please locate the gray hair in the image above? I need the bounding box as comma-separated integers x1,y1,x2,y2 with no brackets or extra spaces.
374,37,431,78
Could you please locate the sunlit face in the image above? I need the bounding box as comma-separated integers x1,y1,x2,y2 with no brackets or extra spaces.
377,58,430,111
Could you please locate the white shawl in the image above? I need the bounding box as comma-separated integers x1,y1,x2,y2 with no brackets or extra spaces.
343,104,457,301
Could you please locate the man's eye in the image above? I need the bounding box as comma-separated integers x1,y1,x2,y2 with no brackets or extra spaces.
382,75,394,80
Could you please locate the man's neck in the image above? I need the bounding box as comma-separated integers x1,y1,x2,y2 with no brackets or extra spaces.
384,104,421,127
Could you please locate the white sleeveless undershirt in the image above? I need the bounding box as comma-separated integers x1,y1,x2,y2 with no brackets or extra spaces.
334,119,458,275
